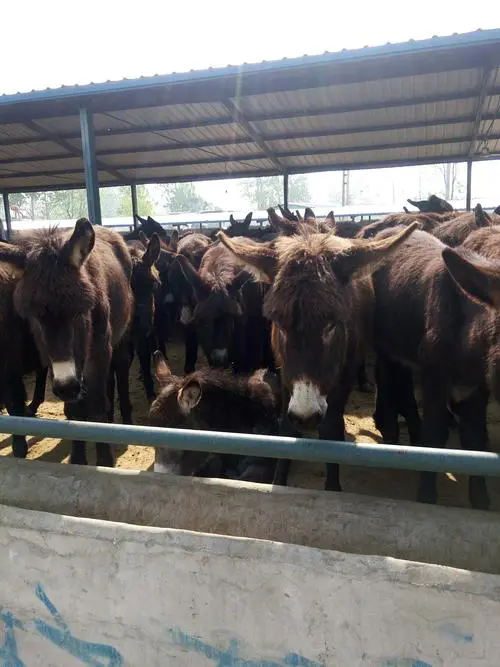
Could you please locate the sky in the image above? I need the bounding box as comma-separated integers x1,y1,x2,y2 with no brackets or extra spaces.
1,0,500,212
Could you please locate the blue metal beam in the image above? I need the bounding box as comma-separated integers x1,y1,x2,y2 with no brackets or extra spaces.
131,184,138,230
283,173,289,209
2,192,11,240
79,108,102,225
1,415,500,476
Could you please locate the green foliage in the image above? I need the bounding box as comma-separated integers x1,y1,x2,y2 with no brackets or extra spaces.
161,183,211,213
240,176,283,209
117,185,154,217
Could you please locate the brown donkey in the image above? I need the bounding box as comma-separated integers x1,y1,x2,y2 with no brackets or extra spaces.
218,224,417,491
0,218,133,466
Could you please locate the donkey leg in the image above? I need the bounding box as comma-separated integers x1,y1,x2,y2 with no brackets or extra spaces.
456,386,490,510
419,381,449,505
394,365,422,445
113,340,133,424
6,372,28,458
137,334,155,402
320,409,346,492
65,401,88,465
373,356,400,444
26,366,48,417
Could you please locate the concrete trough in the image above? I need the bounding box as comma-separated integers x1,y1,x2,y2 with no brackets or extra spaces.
1,502,500,666
1,458,500,665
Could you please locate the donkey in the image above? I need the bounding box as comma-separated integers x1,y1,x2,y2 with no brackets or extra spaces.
218,224,417,490
406,194,454,213
433,204,499,247
358,211,457,239
169,242,252,373
124,215,169,243
0,218,134,466
149,352,279,482
372,226,500,509
127,233,161,401
0,262,47,457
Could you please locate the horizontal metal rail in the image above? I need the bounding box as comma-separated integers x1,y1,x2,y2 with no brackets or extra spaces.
0,415,499,476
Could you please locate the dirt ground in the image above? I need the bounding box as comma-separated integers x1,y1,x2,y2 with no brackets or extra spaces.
2,336,500,512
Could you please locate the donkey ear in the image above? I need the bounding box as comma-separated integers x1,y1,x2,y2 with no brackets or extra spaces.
153,351,173,384
173,253,205,300
407,198,424,210
494,205,500,215
144,233,161,267
304,207,315,222
474,203,492,228
135,214,148,225
218,232,278,283
178,379,202,413
138,230,149,249
296,210,304,221
442,247,500,308
243,212,253,228
334,222,419,282
324,211,335,226
229,214,236,224
64,218,95,268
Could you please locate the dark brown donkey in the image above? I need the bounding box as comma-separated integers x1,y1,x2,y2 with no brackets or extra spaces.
0,262,47,457
0,218,133,466
218,224,417,491
373,227,500,509
127,233,161,401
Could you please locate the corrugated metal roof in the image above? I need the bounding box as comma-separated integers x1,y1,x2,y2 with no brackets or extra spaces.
0,29,499,192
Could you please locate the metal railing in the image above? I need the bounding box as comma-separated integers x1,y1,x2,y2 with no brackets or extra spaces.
1,415,499,476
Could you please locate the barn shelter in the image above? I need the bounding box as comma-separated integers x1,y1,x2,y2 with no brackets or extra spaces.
0,28,499,235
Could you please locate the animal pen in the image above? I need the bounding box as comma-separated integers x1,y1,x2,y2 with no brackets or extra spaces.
0,29,500,666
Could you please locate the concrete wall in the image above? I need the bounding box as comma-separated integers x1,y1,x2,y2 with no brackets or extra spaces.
0,502,499,666
0,458,499,574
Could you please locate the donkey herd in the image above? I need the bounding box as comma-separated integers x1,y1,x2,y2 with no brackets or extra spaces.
2,194,500,510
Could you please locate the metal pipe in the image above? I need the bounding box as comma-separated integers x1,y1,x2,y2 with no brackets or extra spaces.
79,108,102,225
283,173,289,209
1,415,500,476
131,184,138,230
466,159,472,211
2,192,11,240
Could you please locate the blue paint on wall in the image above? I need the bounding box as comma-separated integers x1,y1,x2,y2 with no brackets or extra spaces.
33,584,123,666
0,611,25,667
168,628,325,666
382,660,433,667
438,623,473,643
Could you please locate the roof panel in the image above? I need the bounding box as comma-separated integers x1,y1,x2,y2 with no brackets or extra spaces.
0,30,499,191
102,142,261,167
239,69,483,117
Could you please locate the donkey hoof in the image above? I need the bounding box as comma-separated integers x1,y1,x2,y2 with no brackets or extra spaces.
12,438,28,459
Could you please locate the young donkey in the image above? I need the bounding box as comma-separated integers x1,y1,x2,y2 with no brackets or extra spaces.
0,218,133,466
218,224,417,490
149,352,279,482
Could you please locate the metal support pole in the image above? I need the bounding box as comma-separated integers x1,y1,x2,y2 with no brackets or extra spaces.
131,184,138,230
283,173,289,209
466,160,472,211
3,192,12,240
79,108,102,225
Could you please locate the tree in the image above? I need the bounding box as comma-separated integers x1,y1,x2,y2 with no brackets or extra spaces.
240,176,283,209
288,174,310,205
161,183,211,213
117,185,154,217
49,190,87,219
436,163,464,201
